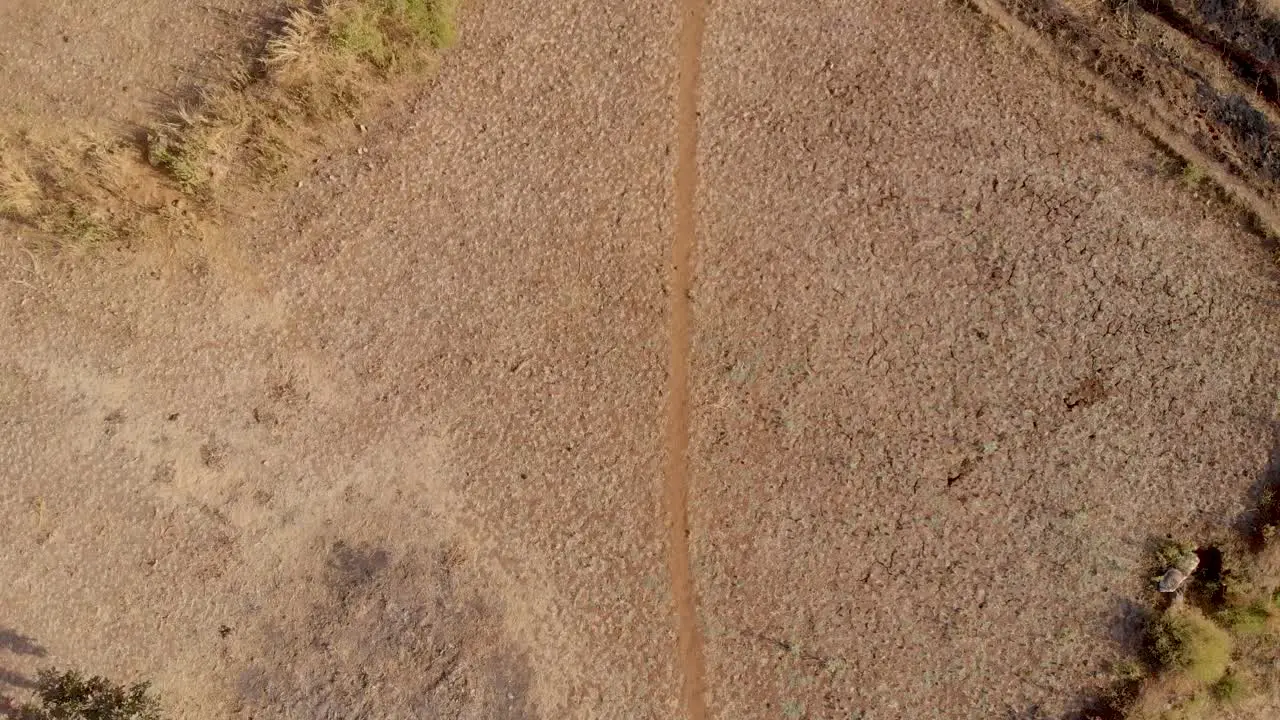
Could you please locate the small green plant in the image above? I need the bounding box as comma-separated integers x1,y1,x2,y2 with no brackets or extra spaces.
144,132,208,194
331,5,393,66
52,205,115,247
328,0,457,69
1219,600,1271,636
1155,540,1196,569
1146,607,1232,685
1181,162,1207,188
18,668,163,720
1209,671,1250,704
388,0,457,49
1112,657,1146,684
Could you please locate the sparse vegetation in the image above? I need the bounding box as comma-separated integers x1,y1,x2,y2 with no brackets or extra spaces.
1146,606,1231,685
1210,671,1250,705
1218,600,1272,636
1085,492,1280,719
16,669,163,720
147,0,456,199
0,131,144,250
0,0,457,249
1180,162,1207,188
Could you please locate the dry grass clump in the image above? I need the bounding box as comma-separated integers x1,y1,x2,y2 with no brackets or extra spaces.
0,0,456,249
0,130,173,251
146,0,455,199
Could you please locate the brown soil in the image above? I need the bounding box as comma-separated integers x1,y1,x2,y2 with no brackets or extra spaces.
691,2,1280,717
2,1,1280,719
991,0,1280,219
668,0,711,717
0,0,268,126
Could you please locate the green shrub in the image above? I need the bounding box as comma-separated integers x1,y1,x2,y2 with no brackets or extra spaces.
1220,601,1271,636
18,669,163,720
1147,607,1232,685
328,0,457,70
1210,671,1251,704
1155,540,1197,569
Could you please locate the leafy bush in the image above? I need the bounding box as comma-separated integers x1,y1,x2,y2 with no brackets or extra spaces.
1219,600,1272,636
18,669,162,720
1146,607,1232,685
1210,671,1251,704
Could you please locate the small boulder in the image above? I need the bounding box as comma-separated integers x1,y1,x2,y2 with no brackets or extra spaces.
1158,551,1201,593
1158,568,1188,593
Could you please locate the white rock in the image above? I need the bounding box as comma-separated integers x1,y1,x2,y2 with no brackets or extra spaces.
1158,568,1188,593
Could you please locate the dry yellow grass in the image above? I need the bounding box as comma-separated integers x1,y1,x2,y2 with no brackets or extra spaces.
148,0,455,198
0,0,456,249
0,129,166,251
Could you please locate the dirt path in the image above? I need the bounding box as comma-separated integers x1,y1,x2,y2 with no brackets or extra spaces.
665,0,710,718
670,0,711,712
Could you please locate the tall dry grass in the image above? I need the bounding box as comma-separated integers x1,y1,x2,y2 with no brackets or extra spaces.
0,0,456,250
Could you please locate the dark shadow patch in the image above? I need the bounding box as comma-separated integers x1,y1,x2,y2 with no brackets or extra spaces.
946,457,975,488
996,0,1152,93
1200,86,1280,182
1105,598,1152,653
238,542,537,718
233,665,271,710
1073,692,1134,720
325,540,391,600
0,694,22,720
1193,0,1280,67
0,630,44,658
1133,0,1280,106
475,652,536,720
0,669,38,719
0,670,37,692
1064,375,1106,411
0,627,45,712
1240,426,1280,548
1089,602,1158,718
1183,545,1227,609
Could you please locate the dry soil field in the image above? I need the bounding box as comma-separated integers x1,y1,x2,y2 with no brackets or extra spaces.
2,0,1280,719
